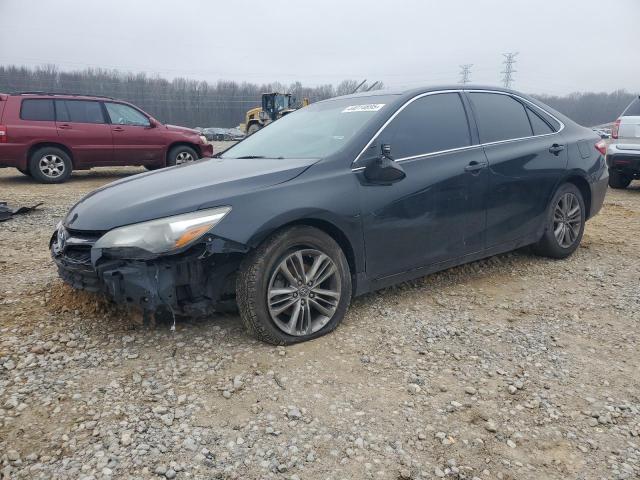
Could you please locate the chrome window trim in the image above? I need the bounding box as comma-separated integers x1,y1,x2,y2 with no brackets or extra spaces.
350,88,565,172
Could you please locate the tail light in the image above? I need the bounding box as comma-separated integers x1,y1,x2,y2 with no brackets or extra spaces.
611,119,621,139
0,125,6,143
595,140,607,156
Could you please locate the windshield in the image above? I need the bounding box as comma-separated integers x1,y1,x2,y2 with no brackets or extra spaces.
222,95,397,159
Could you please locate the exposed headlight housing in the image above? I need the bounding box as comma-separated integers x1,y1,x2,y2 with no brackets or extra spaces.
199,135,208,144
94,206,231,254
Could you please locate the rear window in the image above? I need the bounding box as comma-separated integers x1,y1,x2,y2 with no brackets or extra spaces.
20,99,55,121
469,93,533,143
623,98,640,116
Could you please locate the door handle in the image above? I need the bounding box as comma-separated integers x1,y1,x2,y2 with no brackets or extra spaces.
464,160,488,173
549,143,565,155
112,127,125,132
58,123,71,129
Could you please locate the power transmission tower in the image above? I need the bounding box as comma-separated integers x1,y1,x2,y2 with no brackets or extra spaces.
459,64,473,84
501,52,518,88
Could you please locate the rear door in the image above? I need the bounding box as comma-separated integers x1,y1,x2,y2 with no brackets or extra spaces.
466,91,567,248
103,102,165,165
54,100,113,165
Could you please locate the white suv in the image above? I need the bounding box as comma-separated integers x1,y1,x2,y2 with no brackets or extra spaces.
607,96,640,189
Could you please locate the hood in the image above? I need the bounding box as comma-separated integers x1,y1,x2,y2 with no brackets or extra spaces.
65,157,318,231
165,124,200,135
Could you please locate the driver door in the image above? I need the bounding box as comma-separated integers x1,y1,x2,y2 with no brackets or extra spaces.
356,92,489,280
103,102,165,165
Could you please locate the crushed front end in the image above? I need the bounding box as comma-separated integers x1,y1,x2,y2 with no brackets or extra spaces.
50,223,245,317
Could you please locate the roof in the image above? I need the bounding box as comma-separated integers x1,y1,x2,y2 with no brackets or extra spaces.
337,84,521,100
7,91,115,100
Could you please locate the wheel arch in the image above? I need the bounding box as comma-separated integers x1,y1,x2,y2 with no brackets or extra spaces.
562,174,592,219
28,142,75,168
167,141,202,160
248,217,360,292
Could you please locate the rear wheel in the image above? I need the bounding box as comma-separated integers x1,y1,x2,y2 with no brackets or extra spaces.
236,226,352,345
28,147,72,183
608,169,632,189
167,145,198,167
532,183,585,259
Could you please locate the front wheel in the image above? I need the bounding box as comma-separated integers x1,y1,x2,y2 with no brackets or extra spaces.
608,169,632,189
247,123,261,135
167,145,198,167
532,183,585,259
236,226,352,345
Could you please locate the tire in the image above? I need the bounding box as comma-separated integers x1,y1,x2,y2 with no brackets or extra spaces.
247,123,261,135
532,183,586,259
28,147,72,183
167,145,198,167
237,226,352,345
608,169,632,189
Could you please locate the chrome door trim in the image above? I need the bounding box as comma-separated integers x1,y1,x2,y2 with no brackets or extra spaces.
351,88,566,172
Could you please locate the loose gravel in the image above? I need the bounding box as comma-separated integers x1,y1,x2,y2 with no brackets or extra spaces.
1,162,639,480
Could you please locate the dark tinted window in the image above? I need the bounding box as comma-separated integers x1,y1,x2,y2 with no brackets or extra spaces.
623,98,640,116
379,93,471,159
469,93,533,143
20,99,55,121
56,100,105,124
526,107,554,135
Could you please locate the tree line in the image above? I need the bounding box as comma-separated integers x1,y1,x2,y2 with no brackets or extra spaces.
0,65,635,128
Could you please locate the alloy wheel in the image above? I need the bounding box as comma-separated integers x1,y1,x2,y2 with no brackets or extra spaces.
267,248,341,336
553,192,582,248
39,154,65,178
175,151,194,165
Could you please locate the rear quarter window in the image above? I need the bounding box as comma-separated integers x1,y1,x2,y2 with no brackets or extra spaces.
20,99,55,121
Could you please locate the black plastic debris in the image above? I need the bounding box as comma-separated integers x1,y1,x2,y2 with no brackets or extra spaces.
0,201,43,222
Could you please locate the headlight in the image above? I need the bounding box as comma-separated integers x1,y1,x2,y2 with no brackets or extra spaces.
199,135,208,144
94,206,231,254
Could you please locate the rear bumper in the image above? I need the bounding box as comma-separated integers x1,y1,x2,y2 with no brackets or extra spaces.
0,144,28,170
607,144,640,175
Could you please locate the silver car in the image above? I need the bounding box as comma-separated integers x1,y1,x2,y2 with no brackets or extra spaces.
607,96,640,189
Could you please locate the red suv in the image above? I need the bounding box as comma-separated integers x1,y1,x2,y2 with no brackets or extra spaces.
0,92,213,183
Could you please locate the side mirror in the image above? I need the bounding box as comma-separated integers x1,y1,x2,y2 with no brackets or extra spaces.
147,117,158,128
363,144,406,185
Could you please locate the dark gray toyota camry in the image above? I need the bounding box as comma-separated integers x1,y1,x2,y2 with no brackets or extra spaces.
51,85,608,344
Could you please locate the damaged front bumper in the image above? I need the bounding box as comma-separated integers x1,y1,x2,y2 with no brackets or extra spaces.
50,225,245,316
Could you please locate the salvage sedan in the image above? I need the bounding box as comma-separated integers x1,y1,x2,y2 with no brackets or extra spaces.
51,86,608,344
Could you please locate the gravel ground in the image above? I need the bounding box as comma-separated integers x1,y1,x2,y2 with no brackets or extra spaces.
1,155,639,480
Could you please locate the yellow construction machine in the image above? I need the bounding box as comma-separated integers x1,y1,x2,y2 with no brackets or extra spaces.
243,93,309,135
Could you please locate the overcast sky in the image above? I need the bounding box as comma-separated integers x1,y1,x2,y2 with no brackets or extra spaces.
1,0,638,95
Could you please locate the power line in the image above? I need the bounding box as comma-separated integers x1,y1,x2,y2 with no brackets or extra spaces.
458,64,473,84
501,52,518,88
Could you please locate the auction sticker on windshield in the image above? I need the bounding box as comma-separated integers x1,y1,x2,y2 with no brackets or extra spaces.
342,104,385,113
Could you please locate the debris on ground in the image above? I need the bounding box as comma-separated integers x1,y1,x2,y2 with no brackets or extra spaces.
0,200,43,221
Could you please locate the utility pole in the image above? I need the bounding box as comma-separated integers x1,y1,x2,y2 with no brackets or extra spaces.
459,64,473,84
501,52,518,88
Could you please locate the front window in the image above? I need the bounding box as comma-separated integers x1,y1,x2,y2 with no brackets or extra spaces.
104,102,150,127
222,95,397,159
